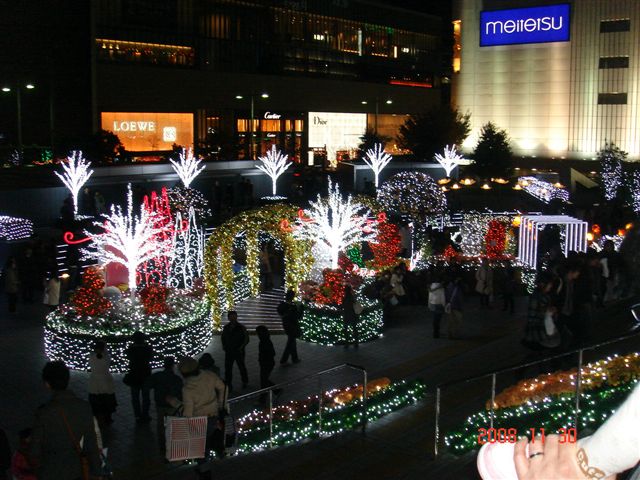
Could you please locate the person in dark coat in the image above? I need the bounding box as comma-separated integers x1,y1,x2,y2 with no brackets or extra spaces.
198,353,220,376
19,247,38,304
342,286,359,347
256,326,276,393
125,331,154,423
221,311,249,390
278,290,301,364
147,356,182,451
29,361,101,480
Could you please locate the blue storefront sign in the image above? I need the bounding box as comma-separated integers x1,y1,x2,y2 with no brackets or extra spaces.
480,4,570,47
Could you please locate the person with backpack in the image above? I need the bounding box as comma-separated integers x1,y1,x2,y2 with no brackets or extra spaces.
221,311,249,390
277,290,301,364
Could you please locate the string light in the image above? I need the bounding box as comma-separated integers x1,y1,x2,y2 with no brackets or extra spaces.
518,176,569,203
377,171,447,221
170,147,205,188
370,220,402,268
363,143,392,188
434,145,464,178
299,301,383,345
256,145,292,196
169,207,204,289
54,151,93,216
0,215,33,241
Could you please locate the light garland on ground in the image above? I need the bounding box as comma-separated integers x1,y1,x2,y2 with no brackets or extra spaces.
444,352,640,454
298,299,384,345
44,292,211,372
204,204,313,327
54,150,93,216
256,145,292,196
232,379,426,454
377,171,446,222
363,143,392,188
0,215,33,241
518,176,569,204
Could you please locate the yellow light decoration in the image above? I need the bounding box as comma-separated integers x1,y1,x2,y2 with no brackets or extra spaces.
520,180,529,187
437,177,451,185
586,232,594,242
461,178,476,186
513,184,523,190
481,183,492,190
553,182,565,188
512,216,522,227
626,223,633,230
441,186,449,192
492,178,508,184
204,204,314,328
451,183,461,190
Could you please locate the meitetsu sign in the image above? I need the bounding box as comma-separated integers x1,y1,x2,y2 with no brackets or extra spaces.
480,4,570,47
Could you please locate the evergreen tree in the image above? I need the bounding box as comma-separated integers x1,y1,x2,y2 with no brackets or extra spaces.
472,122,513,177
598,141,627,201
398,106,471,160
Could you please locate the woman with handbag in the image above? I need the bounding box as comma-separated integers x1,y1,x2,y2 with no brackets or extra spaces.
428,277,446,339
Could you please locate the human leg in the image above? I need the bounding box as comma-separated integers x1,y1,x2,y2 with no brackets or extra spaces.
224,353,234,388
237,351,249,386
130,385,142,419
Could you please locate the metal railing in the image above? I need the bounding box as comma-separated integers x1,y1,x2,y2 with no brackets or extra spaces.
433,325,640,458
228,363,368,451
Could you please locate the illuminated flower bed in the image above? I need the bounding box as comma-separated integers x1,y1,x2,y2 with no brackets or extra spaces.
234,379,427,453
444,352,640,454
44,292,212,373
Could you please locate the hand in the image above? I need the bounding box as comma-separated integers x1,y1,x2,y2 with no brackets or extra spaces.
514,435,588,480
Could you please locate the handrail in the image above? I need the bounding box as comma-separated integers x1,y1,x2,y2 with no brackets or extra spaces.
434,320,640,458
436,328,640,389
227,363,368,451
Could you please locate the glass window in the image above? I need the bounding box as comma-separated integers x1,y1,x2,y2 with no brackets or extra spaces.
599,56,629,69
96,39,194,66
597,93,627,105
600,19,630,33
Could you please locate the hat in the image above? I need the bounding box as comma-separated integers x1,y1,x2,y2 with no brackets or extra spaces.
179,357,199,375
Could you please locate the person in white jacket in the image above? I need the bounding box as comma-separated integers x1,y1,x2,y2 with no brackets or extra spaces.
43,270,61,311
88,341,117,427
428,278,446,339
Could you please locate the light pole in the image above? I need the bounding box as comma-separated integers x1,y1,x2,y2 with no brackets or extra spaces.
236,92,269,160
361,97,392,136
2,82,35,152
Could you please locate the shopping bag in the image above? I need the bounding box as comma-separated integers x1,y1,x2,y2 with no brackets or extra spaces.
165,415,208,462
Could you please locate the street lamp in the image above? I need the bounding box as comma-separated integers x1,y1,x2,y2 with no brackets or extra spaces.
235,92,269,160
1,82,35,152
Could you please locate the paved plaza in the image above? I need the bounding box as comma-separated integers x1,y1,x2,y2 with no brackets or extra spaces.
0,292,637,479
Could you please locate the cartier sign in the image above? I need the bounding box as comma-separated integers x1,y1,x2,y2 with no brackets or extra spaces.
264,112,282,120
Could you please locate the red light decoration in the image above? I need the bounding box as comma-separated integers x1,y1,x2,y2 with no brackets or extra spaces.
71,267,112,316
443,245,457,259
592,224,601,234
63,231,92,245
485,220,507,259
139,284,173,315
138,187,175,286
370,220,402,269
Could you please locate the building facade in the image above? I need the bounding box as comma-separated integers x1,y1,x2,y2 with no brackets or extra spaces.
452,0,640,160
91,0,445,165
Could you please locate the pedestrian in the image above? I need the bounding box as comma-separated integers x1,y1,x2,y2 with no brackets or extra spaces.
342,285,360,347
94,191,106,215
3,257,20,313
19,248,38,304
278,290,301,363
29,361,101,480
221,311,249,390
445,276,464,339
198,353,220,376
147,356,182,452
501,265,516,314
125,331,153,423
10,429,35,480
428,277,446,339
475,258,493,307
176,357,227,479
522,272,560,350
256,326,276,393
0,427,10,480
43,269,61,311
88,341,117,427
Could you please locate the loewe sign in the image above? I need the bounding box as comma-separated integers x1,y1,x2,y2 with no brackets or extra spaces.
113,121,156,132
480,4,570,47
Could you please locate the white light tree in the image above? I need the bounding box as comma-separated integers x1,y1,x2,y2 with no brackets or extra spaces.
256,145,291,196
295,180,377,269
55,151,94,216
168,207,204,289
82,185,173,295
363,143,392,188
170,147,205,188
434,145,464,178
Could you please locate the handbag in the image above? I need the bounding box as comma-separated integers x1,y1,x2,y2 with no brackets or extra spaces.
58,408,91,480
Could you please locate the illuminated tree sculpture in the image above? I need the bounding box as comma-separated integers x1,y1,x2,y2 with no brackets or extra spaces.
170,147,205,188
169,207,204,289
434,144,464,178
55,150,94,216
82,185,173,295
295,180,376,269
256,145,291,196
363,143,392,188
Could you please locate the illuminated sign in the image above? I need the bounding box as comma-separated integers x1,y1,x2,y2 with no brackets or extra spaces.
264,112,282,119
308,112,366,165
480,4,570,47
101,112,193,151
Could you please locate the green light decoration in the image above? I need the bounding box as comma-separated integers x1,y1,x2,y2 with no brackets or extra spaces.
346,245,365,268
233,379,427,454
